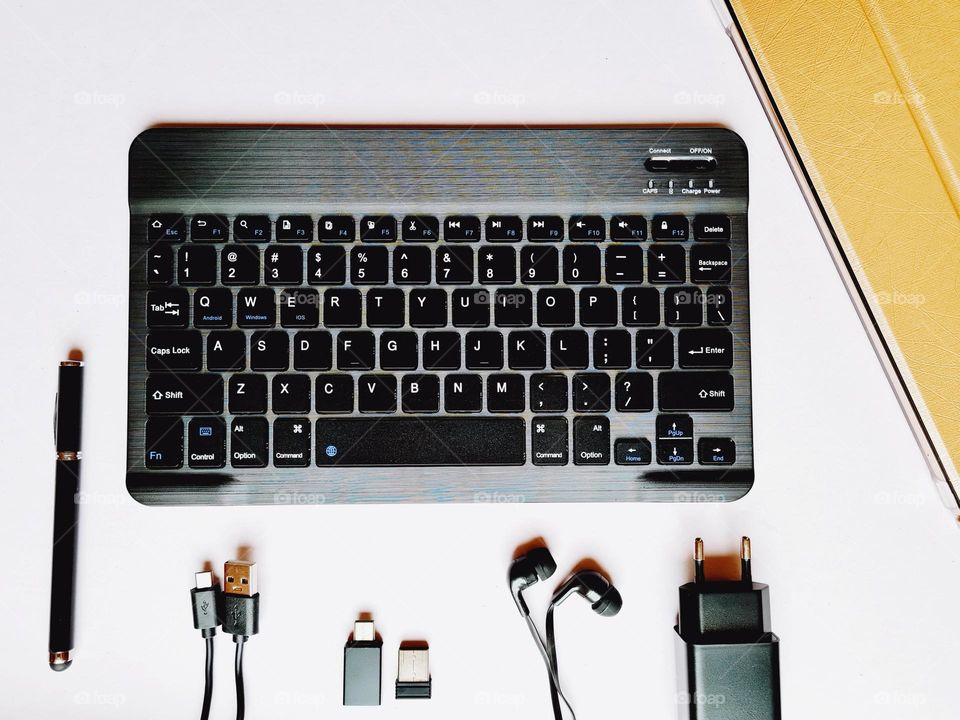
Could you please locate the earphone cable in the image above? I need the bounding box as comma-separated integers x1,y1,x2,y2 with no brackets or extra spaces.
545,603,563,720
524,613,575,720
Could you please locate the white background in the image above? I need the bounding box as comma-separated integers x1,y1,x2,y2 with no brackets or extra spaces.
1,1,957,718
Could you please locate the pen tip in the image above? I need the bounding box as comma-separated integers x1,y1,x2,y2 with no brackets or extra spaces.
49,651,72,671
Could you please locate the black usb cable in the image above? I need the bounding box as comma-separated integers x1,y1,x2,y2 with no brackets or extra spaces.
222,561,260,720
190,571,223,720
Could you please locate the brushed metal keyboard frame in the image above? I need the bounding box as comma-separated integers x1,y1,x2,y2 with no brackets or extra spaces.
127,126,753,505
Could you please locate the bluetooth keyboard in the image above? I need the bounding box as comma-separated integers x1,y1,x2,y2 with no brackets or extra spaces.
127,127,752,504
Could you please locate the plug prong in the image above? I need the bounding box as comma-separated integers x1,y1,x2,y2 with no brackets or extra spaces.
740,536,752,583
694,538,705,584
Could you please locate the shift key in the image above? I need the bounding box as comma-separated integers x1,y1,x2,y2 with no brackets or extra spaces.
147,374,224,415
658,372,734,411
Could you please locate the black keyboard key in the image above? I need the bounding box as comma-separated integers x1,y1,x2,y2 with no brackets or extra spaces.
250,330,289,370
145,417,183,468
614,438,651,465
315,417,525,465
508,330,546,369
264,245,303,285
550,330,588,369
520,246,559,284
234,215,271,242
272,374,311,413
563,246,601,284
573,373,610,412
691,245,731,283
657,438,693,465
652,215,688,241
610,215,646,241
537,289,575,327
423,332,461,370
351,246,388,284
579,288,617,326
495,289,533,326
222,245,261,285
573,416,610,465
337,331,376,370
605,246,644,283
658,371,734,411
147,289,188,328
659,414,697,440
402,215,440,241
614,372,653,412
147,244,174,285
366,289,405,327
648,245,685,283
693,214,731,241
445,374,482,412
188,417,226,469
530,373,568,412
358,374,398,413
236,288,276,327
380,332,418,370
478,247,517,284
622,287,660,326
487,374,525,413
443,216,481,241
592,329,631,369
273,418,311,467
486,215,523,241
229,374,268,413
316,374,354,413
409,289,447,327
148,215,186,242
698,438,736,465
308,246,346,285
178,246,217,286
452,289,490,327
207,331,246,371
678,329,733,369
528,215,564,241
191,214,229,241
323,289,362,327
705,287,732,326
393,247,431,284
293,331,332,370
532,417,568,466
146,374,223,415
664,287,703,326
465,331,503,369
231,417,268,467
401,375,440,413
319,215,355,242
194,289,233,328
569,215,605,241
146,330,202,371
636,329,674,368
360,215,397,242
436,246,474,283
280,288,320,328
277,215,313,241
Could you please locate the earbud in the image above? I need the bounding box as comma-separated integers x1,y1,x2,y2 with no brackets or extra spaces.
551,570,622,617
508,546,557,616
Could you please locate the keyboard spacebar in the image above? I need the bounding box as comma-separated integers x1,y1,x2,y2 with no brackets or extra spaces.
315,418,526,466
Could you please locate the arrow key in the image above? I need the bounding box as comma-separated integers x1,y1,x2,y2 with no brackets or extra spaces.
656,414,693,440
698,438,736,465
656,438,693,465
614,438,651,465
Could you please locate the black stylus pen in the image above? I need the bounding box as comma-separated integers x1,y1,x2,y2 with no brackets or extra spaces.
49,359,83,671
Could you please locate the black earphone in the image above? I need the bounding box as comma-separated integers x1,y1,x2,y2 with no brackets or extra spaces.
550,569,623,617
508,546,558,616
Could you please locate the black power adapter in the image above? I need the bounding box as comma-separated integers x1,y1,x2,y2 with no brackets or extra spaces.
675,538,781,720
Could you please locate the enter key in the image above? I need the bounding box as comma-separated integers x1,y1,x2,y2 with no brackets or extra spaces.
678,329,733,369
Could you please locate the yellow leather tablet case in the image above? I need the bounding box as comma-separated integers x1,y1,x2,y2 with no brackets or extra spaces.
721,0,960,515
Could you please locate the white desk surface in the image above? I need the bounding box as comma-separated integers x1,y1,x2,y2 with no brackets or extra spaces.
2,1,957,717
